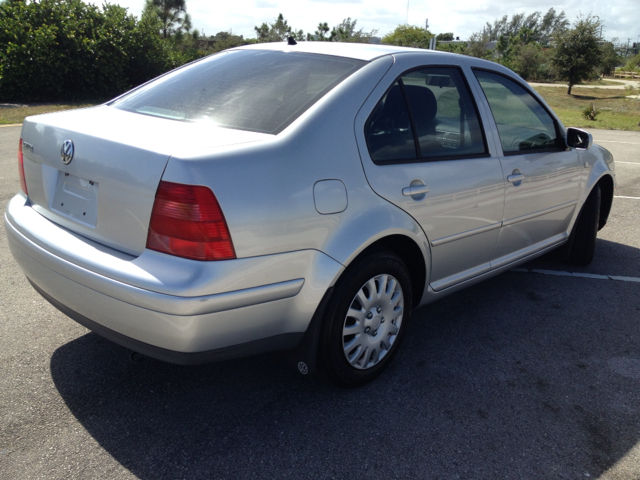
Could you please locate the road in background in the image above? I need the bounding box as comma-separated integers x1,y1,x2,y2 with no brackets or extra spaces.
528,79,640,89
1,125,639,479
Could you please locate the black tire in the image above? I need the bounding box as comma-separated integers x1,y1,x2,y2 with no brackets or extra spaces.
320,250,413,387
559,185,601,266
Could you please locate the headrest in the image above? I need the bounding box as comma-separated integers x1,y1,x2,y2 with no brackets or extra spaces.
403,85,437,122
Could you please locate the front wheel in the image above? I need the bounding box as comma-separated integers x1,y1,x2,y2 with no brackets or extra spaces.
320,250,413,387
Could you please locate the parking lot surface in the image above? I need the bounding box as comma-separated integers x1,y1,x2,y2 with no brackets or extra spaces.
1,125,639,479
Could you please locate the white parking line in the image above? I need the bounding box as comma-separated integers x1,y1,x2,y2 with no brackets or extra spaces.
614,196,640,199
616,161,640,165
511,268,640,283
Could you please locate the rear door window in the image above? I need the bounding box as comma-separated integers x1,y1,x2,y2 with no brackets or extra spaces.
364,81,418,162
365,67,487,164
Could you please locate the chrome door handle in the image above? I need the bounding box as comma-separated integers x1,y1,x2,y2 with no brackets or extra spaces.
507,173,524,184
402,185,430,196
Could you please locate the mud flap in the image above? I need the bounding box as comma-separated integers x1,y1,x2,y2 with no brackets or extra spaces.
283,286,334,376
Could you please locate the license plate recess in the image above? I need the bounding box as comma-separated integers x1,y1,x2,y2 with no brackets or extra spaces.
51,171,99,227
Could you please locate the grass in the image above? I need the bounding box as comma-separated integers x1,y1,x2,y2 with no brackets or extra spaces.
575,79,626,86
0,102,98,125
534,87,640,131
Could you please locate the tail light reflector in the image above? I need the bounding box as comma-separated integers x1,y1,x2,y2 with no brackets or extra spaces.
146,181,236,261
18,138,28,195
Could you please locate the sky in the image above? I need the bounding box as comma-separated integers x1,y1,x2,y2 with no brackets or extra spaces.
87,0,640,44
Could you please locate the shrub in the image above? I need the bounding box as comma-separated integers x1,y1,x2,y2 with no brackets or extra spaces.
0,0,172,102
382,25,433,49
582,102,600,120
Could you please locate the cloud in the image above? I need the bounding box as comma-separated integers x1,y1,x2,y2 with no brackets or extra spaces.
255,0,277,7
308,0,362,3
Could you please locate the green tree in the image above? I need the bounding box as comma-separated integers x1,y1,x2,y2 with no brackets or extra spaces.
599,41,620,76
511,43,544,80
493,26,549,80
330,18,376,43
435,32,454,41
622,52,640,73
307,18,376,43
481,8,568,46
254,13,304,42
495,27,534,64
143,0,191,40
436,42,465,54
465,32,491,59
165,28,207,64
482,12,540,40
209,30,253,52
381,24,432,48
552,15,604,94
538,8,569,45
312,22,331,41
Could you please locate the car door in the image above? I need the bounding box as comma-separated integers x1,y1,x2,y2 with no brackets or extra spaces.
355,58,505,292
472,69,582,266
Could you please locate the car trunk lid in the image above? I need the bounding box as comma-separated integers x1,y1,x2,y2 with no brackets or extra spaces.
20,105,268,256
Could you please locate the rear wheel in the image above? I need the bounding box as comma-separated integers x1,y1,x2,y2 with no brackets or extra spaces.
559,185,601,266
320,250,412,387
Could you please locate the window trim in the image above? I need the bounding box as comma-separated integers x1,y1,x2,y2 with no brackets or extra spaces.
372,151,493,166
471,67,566,156
365,65,491,166
397,78,422,159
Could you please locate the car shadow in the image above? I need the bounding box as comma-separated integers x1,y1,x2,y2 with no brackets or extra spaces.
525,238,640,278
50,239,640,479
571,94,628,100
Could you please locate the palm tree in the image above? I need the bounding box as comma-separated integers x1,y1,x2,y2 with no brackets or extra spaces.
144,0,191,39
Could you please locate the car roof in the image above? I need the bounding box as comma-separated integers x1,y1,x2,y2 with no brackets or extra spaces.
234,41,450,62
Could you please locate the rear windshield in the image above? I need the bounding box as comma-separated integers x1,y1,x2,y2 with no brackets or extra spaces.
112,50,365,134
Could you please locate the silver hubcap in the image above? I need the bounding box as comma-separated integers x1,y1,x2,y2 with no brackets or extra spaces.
342,274,404,370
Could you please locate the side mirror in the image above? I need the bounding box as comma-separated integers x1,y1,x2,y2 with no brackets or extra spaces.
566,127,593,150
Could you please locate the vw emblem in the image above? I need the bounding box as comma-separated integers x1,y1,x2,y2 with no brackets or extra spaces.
61,140,74,165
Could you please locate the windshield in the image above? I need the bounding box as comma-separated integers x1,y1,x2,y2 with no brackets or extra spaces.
112,50,365,134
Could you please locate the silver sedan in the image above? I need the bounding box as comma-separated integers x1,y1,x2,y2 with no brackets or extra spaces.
5,42,615,386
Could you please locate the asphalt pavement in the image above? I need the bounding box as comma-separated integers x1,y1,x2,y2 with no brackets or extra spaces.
1,124,639,479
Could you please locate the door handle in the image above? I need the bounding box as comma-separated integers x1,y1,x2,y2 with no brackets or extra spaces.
402,184,430,196
507,173,524,184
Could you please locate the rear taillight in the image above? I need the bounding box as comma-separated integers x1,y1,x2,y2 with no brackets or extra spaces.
146,181,236,261
18,138,28,195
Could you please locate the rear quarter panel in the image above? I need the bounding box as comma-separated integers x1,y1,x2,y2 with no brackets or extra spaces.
161,55,430,272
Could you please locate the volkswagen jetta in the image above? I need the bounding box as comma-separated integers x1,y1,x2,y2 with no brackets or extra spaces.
5,42,615,386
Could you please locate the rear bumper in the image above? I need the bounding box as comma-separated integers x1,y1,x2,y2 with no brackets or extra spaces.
5,193,344,361
30,280,303,365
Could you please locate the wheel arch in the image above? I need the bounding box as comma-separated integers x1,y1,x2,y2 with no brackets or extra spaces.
582,143,615,232
288,233,427,377
341,234,427,309
596,174,614,231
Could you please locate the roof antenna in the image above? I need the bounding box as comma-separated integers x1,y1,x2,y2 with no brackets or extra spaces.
287,36,297,46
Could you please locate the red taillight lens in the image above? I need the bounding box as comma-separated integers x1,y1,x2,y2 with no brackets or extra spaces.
18,138,28,195
146,181,236,261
